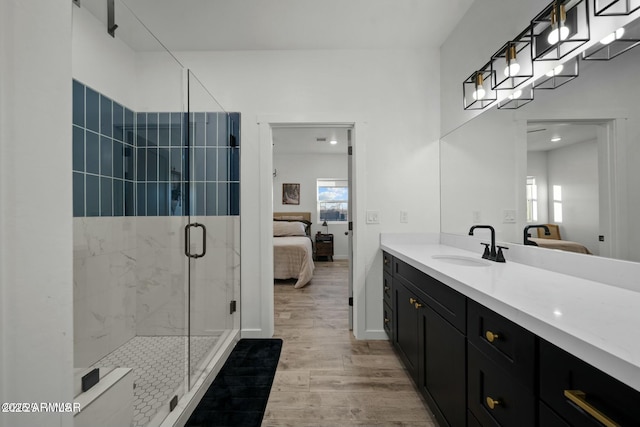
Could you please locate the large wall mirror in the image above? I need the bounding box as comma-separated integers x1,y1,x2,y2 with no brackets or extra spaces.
441,14,640,263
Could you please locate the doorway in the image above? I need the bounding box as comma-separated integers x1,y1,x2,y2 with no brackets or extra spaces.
271,124,354,330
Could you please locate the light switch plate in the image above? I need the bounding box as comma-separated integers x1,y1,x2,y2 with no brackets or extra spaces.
503,209,516,223
366,210,380,224
400,211,408,223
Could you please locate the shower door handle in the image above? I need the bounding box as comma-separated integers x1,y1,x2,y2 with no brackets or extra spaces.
185,223,207,259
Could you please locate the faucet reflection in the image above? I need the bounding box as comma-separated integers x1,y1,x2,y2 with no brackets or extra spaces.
524,225,551,246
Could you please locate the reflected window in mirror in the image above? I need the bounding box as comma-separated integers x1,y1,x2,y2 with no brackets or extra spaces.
553,185,563,223
526,177,538,223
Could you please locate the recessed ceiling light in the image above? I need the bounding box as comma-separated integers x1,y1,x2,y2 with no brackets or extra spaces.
550,136,562,142
330,140,338,145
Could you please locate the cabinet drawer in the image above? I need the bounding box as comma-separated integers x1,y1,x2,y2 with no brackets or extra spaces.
383,301,393,341
383,251,393,275
468,344,535,427
383,271,392,307
467,300,536,389
540,339,640,427
393,258,466,333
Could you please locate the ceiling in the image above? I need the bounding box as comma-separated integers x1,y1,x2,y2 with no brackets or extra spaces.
272,127,349,155
527,121,602,152
87,0,475,51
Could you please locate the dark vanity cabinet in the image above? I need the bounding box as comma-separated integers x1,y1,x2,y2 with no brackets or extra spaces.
382,251,640,427
539,339,640,427
389,255,467,427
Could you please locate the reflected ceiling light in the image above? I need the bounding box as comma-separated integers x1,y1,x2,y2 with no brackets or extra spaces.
550,136,562,142
548,3,570,44
508,89,523,100
546,64,564,76
504,45,521,77
600,27,625,44
329,140,338,145
472,73,486,100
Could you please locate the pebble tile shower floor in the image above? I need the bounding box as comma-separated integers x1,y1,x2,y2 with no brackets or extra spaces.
92,335,220,426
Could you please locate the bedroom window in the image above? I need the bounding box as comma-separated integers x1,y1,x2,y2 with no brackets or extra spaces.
317,179,348,223
553,185,563,223
526,176,538,223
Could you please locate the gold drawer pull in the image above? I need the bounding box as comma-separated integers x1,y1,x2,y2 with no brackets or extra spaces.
409,297,417,305
384,286,390,292
414,302,423,309
485,330,500,343
564,390,620,427
486,396,501,410
384,258,389,265
384,318,390,324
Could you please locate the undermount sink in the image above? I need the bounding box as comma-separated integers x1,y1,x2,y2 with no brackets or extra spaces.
431,255,491,267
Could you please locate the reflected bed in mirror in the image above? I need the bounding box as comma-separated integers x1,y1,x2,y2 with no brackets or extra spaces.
441,17,640,263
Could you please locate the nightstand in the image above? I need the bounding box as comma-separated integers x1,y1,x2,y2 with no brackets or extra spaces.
315,233,334,261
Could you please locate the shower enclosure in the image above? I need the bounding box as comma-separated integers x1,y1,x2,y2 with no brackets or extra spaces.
71,2,240,426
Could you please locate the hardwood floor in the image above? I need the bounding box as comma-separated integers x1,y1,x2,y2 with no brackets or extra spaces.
262,260,437,427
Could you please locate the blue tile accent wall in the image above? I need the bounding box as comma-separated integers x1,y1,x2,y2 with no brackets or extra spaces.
72,80,240,217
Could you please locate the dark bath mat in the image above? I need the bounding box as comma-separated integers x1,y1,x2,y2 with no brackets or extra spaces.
185,338,283,427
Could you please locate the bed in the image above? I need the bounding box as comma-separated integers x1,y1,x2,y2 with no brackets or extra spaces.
273,212,315,288
530,224,593,255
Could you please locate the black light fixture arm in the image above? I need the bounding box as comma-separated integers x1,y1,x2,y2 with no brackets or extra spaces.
108,0,118,37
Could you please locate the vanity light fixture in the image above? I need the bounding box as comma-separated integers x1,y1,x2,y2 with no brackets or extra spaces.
473,74,486,100
582,19,640,60
533,56,579,89
532,0,590,61
548,3,570,45
463,64,497,110
505,45,521,77
497,85,534,109
491,28,534,91
594,0,640,16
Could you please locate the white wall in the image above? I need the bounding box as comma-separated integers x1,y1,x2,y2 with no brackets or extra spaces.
135,48,441,338
273,153,349,258
0,1,74,427
547,140,599,254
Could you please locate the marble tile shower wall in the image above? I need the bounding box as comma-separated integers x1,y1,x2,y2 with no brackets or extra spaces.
72,79,240,218
72,80,240,368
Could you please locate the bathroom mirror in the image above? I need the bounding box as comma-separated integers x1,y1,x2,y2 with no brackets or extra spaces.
441,17,640,263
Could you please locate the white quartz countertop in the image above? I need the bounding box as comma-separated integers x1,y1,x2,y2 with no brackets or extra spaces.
381,237,640,391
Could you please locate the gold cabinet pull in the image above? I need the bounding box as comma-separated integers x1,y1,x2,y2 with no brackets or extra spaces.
564,390,620,427
486,396,501,410
384,258,389,265
485,330,500,343
414,302,423,309
409,297,417,305
384,318,390,324
384,286,390,292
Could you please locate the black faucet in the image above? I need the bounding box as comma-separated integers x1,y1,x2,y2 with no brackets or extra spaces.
523,225,551,246
469,225,507,263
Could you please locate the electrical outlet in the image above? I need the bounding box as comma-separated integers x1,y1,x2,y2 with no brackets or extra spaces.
366,210,380,224
472,211,481,223
400,211,409,223
503,209,516,223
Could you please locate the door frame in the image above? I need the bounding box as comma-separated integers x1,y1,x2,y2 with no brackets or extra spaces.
257,114,368,339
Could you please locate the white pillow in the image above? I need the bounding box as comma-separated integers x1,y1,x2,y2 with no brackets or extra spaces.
273,221,306,237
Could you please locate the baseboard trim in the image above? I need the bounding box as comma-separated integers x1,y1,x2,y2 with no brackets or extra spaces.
241,329,269,339
362,329,390,340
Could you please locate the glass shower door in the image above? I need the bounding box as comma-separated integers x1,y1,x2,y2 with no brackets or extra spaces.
186,70,240,386
71,1,190,426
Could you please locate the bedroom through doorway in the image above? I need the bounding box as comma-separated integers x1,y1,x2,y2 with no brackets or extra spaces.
271,124,354,333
